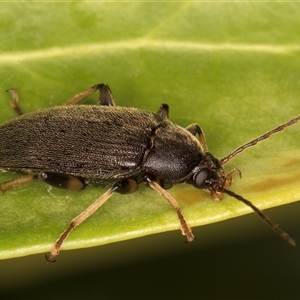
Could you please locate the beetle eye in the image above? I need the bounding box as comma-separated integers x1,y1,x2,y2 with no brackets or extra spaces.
193,169,209,188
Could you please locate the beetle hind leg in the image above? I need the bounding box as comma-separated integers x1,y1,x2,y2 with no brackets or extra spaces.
0,174,37,193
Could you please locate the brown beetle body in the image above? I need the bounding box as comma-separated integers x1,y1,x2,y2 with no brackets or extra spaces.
0,105,207,186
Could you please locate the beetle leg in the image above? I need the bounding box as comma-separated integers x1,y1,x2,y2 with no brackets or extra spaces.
97,84,115,106
185,123,208,152
0,175,37,193
45,178,138,262
46,186,115,263
39,172,85,191
63,84,115,106
156,104,169,119
144,175,195,243
6,89,23,115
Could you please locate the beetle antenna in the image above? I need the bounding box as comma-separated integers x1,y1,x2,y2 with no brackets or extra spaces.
220,114,300,165
222,188,296,246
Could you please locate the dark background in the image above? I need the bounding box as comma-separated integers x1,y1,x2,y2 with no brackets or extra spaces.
1,200,299,300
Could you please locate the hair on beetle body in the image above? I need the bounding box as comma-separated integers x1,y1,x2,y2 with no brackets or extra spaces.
0,84,299,262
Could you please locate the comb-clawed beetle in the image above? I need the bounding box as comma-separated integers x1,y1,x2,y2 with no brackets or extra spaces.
0,84,299,262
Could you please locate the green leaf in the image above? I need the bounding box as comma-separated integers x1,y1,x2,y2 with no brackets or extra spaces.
1,2,300,260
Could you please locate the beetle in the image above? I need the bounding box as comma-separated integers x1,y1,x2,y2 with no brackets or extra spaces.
0,84,299,262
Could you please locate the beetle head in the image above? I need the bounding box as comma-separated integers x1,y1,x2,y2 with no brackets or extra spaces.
188,152,232,201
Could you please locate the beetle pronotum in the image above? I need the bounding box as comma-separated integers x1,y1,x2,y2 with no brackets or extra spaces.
0,84,299,262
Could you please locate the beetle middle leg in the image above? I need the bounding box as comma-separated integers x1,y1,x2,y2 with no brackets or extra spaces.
64,84,115,106
144,174,195,243
45,178,138,262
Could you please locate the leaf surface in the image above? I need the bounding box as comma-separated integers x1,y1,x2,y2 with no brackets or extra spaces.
0,2,300,259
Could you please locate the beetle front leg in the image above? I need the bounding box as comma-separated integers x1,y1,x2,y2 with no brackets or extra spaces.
144,174,195,243
186,123,208,152
64,84,115,106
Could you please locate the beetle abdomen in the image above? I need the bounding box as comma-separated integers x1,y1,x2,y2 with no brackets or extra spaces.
0,105,162,182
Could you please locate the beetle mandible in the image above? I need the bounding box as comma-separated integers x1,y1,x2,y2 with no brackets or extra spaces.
0,84,299,262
